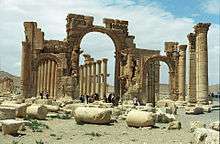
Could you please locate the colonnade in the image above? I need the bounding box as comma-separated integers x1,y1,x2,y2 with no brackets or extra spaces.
79,57,108,99
188,23,211,104
37,60,57,98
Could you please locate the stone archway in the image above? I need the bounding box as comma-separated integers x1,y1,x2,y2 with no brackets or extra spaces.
143,55,178,105
66,14,131,97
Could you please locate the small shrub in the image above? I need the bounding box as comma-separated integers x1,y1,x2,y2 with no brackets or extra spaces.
27,119,49,132
35,139,44,144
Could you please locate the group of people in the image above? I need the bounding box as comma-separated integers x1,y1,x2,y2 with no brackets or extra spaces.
79,93,120,106
39,90,49,99
79,93,100,104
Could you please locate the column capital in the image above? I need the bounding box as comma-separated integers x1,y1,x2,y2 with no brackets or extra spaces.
179,45,187,52
187,33,196,43
194,23,211,34
96,60,102,64
102,58,108,62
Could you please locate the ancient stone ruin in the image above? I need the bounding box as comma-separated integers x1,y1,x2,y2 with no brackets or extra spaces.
21,13,211,105
0,77,14,94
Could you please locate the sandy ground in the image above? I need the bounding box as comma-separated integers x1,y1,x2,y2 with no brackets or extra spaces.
0,102,219,144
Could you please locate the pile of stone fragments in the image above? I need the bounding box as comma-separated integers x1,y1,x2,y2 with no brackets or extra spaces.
0,95,219,144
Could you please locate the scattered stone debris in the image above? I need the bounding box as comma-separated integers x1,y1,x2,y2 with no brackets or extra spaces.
209,121,220,131
185,106,204,115
26,104,48,120
0,119,27,135
190,121,206,132
167,121,181,130
84,131,102,137
193,128,219,144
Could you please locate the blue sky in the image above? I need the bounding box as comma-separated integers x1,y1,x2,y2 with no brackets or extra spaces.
0,0,219,85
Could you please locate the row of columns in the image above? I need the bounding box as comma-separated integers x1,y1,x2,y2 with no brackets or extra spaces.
79,58,108,99
37,60,57,98
188,23,211,104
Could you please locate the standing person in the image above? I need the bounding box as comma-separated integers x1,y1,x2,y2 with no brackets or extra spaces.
107,93,112,103
45,91,49,99
40,91,43,99
133,96,139,106
85,95,89,104
79,95,85,103
112,94,120,106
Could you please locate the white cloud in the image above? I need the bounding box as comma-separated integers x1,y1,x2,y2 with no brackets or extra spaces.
202,0,220,15
0,0,219,85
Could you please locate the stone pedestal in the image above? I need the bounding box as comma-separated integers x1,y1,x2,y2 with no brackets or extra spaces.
187,33,197,103
194,23,211,105
178,45,187,101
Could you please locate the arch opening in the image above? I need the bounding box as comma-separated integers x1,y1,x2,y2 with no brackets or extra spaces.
79,32,116,96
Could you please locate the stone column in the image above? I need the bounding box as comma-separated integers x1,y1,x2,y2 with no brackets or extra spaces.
37,65,41,95
21,42,32,98
79,65,83,96
178,45,187,101
100,58,108,99
96,60,102,96
87,63,92,95
46,60,51,94
91,62,96,95
194,23,211,104
187,33,197,103
50,61,55,98
83,64,88,95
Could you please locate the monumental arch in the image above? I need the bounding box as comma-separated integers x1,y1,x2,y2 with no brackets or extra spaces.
21,13,211,105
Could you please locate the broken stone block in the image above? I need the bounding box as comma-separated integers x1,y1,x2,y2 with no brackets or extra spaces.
136,105,156,113
190,121,206,132
209,121,220,131
64,103,85,114
25,97,36,105
155,110,176,123
156,99,177,114
74,107,111,124
44,105,59,112
202,105,212,113
194,128,219,144
34,99,52,105
0,119,26,135
26,104,48,120
126,110,155,127
167,121,181,130
185,106,204,115
1,103,28,118
0,106,16,120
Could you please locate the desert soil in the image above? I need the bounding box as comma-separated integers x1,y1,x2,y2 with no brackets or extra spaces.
0,102,219,144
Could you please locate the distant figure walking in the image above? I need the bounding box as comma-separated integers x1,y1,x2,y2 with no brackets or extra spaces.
112,94,120,106
45,91,49,99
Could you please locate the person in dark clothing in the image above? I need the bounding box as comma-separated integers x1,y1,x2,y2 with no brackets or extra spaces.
45,91,49,99
94,93,99,101
133,96,139,106
112,94,120,106
85,95,89,104
79,95,85,103
40,91,43,99
107,93,112,103
104,95,108,103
